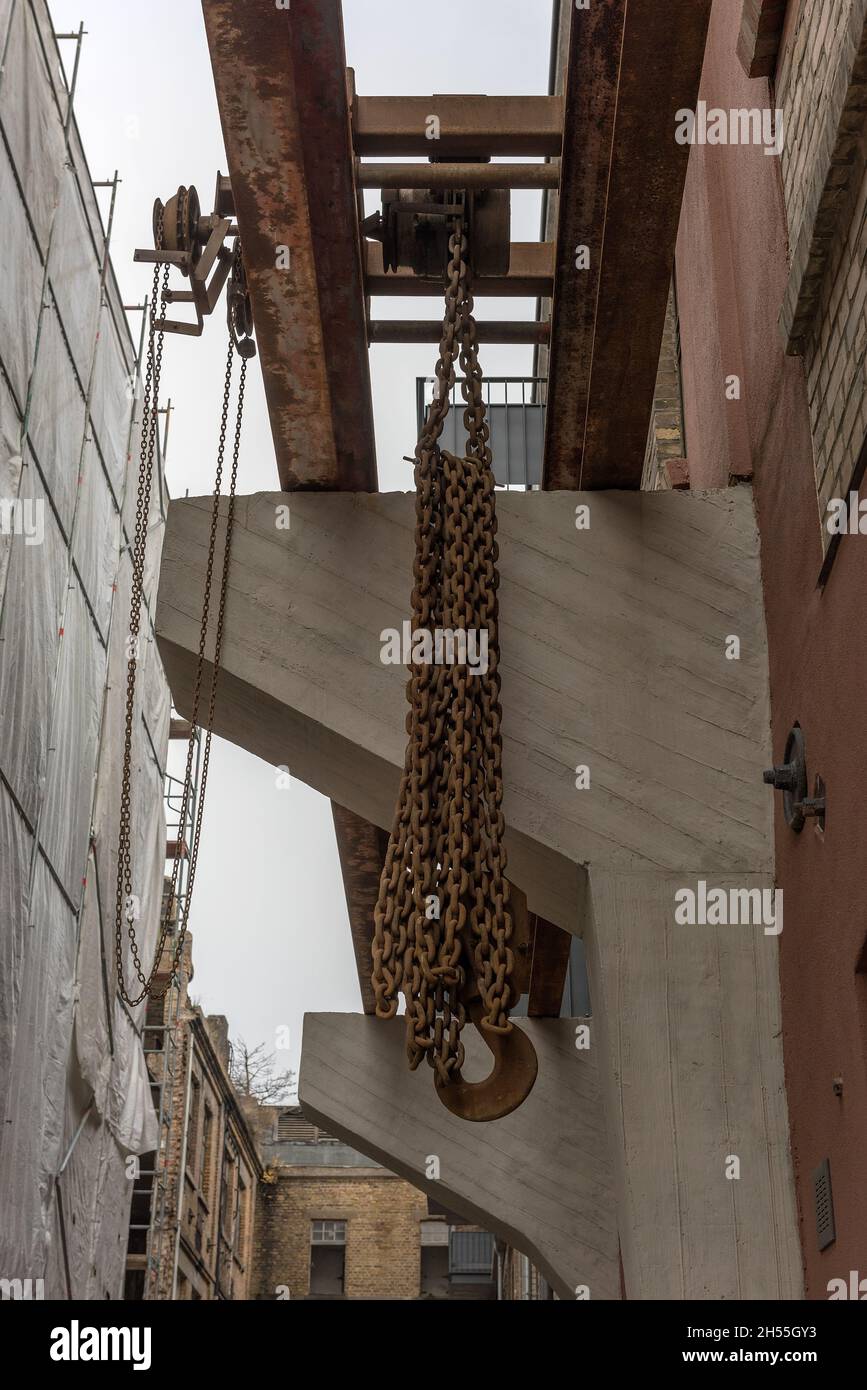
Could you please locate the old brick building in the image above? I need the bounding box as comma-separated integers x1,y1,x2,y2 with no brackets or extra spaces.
124,927,261,1301
251,1109,498,1300
497,1245,556,1301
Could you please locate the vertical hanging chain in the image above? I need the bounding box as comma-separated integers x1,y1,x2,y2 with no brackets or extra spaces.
371,215,517,1092
115,267,247,1006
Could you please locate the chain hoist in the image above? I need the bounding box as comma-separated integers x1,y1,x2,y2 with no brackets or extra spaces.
371,214,538,1121
117,195,253,1006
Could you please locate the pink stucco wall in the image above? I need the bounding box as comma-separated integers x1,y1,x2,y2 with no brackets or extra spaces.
676,0,867,1298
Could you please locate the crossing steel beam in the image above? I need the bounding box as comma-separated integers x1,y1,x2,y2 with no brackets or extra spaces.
201,0,376,491
543,0,712,488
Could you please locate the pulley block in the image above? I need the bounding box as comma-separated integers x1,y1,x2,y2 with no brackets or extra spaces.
135,172,255,354
227,241,256,360
365,171,511,279
152,184,207,276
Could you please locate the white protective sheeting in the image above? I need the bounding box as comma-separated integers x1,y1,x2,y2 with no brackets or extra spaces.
25,297,88,536
72,438,119,643
49,165,103,387
0,0,168,1298
0,372,23,604
0,133,43,410
0,783,32,1126
0,463,67,825
90,310,136,503
0,0,66,253
0,855,77,1283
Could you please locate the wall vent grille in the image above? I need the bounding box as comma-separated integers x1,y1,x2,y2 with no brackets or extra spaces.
813,1158,836,1251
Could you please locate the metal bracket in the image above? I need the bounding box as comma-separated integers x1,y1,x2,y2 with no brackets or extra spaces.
763,724,825,832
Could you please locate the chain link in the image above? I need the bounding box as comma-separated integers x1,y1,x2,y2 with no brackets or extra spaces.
115,251,247,1005
371,216,516,1090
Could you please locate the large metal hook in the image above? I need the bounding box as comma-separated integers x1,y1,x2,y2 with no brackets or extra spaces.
435,998,538,1122
433,882,538,1122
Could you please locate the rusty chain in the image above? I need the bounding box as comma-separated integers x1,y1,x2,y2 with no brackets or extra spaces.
115,249,247,1006
371,215,517,1092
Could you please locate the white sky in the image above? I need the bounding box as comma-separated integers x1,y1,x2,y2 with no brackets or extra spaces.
50,0,553,1094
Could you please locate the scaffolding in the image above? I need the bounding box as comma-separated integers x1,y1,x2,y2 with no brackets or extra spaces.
126,714,202,1300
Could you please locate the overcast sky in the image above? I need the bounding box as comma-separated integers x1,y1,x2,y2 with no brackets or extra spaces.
50,0,553,1094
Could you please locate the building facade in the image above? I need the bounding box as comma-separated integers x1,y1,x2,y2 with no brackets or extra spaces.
252,1108,497,1301
672,0,867,1295
125,932,261,1301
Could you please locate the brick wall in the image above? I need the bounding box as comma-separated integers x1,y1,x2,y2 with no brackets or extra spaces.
253,1170,427,1300
128,935,261,1301
776,0,867,539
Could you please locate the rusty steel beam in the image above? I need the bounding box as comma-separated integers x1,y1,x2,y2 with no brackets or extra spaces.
201,0,375,491
353,94,564,158
527,915,573,1017
737,0,788,79
331,804,389,1015
364,241,554,297
369,319,549,344
359,161,560,191
543,0,712,488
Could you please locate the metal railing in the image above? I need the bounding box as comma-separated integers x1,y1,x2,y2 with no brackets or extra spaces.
416,377,546,490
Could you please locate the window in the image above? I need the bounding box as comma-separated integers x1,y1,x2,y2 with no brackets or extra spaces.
420,1219,449,1246
309,1221,346,1297
220,1146,237,1240
237,1179,248,1267
420,1221,449,1296
186,1076,200,1174
448,1230,495,1282
311,1219,346,1244
277,1111,318,1142
200,1106,214,1201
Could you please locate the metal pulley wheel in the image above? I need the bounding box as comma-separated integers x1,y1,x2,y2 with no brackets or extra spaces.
227,241,257,359
152,184,207,275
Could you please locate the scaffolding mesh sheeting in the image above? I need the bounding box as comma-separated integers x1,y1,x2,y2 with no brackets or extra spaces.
0,0,168,1299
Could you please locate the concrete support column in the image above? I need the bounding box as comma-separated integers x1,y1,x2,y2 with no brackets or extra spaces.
585,867,803,1299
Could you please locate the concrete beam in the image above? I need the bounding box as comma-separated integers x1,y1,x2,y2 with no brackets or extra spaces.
156,487,772,932
154,486,803,1298
299,1013,620,1300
